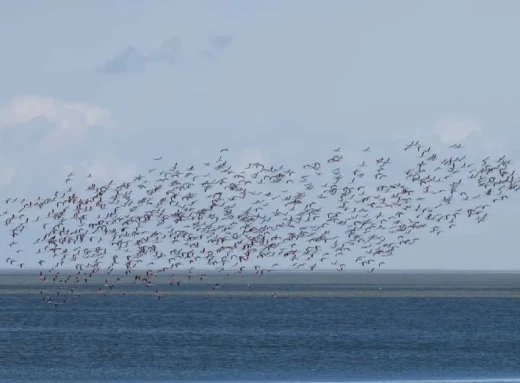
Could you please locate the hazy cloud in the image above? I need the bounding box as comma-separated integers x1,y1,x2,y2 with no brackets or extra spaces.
0,162,16,186
234,147,267,174
209,35,233,52
198,35,233,60
480,140,507,158
97,35,231,74
97,46,147,74
0,95,113,151
147,37,182,65
433,117,482,144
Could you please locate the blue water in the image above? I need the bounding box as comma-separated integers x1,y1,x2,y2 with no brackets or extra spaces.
1,283,520,382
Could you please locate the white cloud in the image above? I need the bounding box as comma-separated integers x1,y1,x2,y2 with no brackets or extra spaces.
481,140,506,158
433,116,482,144
0,95,113,151
234,147,266,173
0,164,16,186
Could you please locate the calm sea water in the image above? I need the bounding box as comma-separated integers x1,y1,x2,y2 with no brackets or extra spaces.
0,272,520,382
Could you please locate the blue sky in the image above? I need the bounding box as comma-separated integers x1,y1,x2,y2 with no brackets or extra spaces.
1,0,520,270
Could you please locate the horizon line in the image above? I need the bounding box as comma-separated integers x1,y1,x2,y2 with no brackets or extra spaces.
0,268,519,274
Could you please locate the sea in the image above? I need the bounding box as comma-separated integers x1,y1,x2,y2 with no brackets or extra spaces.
0,271,519,383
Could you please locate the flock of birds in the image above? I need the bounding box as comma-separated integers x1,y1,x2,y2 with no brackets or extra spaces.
1,141,519,303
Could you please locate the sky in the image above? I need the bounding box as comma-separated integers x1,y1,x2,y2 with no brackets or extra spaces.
1,0,520,271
